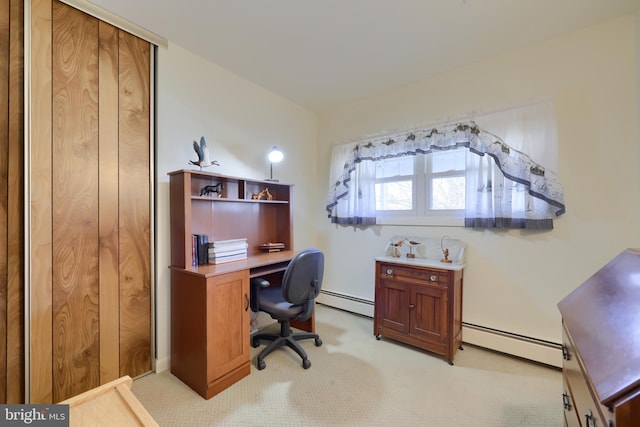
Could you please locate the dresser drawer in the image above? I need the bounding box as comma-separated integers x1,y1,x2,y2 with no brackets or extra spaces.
378,263,448,285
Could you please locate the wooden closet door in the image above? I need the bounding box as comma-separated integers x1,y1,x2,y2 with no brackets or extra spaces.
0,0,24,404
30,0,151,403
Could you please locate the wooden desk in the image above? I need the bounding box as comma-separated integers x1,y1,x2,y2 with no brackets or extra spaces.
171,251,312,399
169,170,299,399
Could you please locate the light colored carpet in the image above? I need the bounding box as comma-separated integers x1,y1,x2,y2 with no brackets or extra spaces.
131,304,562,426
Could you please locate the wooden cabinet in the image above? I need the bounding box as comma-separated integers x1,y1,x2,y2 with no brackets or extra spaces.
558,249,640,427
170,268,251,399
168,169,295,398
374,260,463,364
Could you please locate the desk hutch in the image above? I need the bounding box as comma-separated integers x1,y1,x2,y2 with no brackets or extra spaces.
168,169,298,399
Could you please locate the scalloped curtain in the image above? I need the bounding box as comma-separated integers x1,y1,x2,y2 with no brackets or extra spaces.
325,101,565,229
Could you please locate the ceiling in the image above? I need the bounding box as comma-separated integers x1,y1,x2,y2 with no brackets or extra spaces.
88,0,638,112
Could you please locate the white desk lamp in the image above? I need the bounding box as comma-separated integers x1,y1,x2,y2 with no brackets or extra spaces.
266,146,283,182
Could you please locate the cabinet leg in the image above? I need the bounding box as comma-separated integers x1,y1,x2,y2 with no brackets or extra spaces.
448,360,454,366
375,335,381,340
459,345,464,350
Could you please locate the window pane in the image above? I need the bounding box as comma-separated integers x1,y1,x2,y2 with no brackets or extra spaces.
376,156,414,178
432,149,466,173
376,181,413,210
431,177,465,210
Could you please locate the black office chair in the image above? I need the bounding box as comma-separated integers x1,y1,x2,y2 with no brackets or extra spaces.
250,248,324,370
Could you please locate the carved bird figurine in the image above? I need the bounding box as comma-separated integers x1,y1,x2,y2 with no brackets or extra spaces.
189,136,219,169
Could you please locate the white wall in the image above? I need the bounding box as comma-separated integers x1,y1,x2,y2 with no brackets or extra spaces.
153,14,638,370
316,15,639,365
154,43,317,370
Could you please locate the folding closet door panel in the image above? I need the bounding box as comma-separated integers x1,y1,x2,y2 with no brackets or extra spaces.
51,1,100,401
29,0,151,403
6,0,24,404
117,30,151,379
0,0,9,403
30,0,54,404
97,20,119,385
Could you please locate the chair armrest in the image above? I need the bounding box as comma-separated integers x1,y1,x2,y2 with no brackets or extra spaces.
250,278,270,311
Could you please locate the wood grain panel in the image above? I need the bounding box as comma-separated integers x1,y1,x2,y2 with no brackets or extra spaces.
6,0,24,403
52,1,100,401
30,0,54,404
98,20,119,385
0,0,9,403
118,31,151,377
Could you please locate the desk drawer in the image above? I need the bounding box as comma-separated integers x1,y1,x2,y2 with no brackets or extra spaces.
378,263,448,285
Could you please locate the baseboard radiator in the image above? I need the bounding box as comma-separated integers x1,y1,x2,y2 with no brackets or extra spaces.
462,323,562,368
317,290,563,368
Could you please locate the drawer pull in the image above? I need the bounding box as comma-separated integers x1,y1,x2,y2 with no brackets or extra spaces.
386,269,394,275
562,344,570,361
429,274,437,282
409,304,415,310
562,392,571,411
584,409,595,427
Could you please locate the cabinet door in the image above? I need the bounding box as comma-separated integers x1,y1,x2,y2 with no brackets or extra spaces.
377,279,410,334
207,270,251,383
410,284,448,343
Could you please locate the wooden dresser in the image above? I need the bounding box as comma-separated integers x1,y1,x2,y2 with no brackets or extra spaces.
374,258,464,365
558,248,640,427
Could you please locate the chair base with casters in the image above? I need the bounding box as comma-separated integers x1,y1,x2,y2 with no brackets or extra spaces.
249,248,325,370
251,319,322,370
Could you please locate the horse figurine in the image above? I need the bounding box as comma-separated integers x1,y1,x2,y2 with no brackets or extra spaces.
200,182,224,197
251,188,273,200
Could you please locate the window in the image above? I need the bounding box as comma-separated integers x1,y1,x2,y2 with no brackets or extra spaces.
375,149,466,225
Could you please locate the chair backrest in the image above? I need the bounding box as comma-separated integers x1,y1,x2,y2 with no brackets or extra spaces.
281,248,324,307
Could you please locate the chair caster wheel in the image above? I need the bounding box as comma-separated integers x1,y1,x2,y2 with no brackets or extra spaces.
302,359,311,369
251,338,260,348
315,338,322,346
257,360,266,370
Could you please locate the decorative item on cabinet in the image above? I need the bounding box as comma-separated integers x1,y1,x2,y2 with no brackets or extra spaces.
404,240,420,258
251,187,273,200
189,136,220,169
199,182,224,197
440,235,453,263
387,240,403,257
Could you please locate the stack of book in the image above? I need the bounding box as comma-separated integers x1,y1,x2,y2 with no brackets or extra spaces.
208,239,248,264
191,234,209,266
258,242,285,252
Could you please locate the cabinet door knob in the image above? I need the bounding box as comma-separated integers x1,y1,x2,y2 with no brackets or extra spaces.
430,275,437,282
386,269,394,275
409,304,415,310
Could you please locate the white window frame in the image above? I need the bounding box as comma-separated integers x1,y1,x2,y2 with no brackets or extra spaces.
375,151,465,226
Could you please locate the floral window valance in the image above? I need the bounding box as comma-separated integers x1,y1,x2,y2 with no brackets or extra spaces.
326,103,566,229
